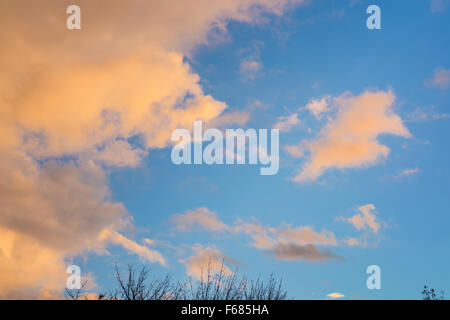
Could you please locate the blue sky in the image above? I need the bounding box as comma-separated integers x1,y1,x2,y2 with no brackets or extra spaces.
1,0,449,299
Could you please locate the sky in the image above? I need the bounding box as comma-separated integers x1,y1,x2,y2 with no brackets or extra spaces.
0,0,449,299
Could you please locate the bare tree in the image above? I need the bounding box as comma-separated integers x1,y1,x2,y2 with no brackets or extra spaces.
103,260,287,300
185,259,287,300
65,279,89,300
422,285,445,300
111,263,184,300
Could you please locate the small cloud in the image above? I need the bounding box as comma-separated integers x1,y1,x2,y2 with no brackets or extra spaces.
304,96,331,119
289,90,411,183
99,229,166,265
239,42,264,81
171,208,229,232
406,106,450,122
339,204,381,234
425,68,450,89
235,221,342,262
394,167,419,179
349,0,362,7
270,243,343,262
342,237,359,246
273,113,301,131
240,58,263,80
430,0,448,13
143,238,155,246
327,292,345,299
312,81,320,90
180,245,237,280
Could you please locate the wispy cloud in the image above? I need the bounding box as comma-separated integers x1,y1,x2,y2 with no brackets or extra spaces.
425,68,450,89
273,113,301,132
304,96,331,120
239,43,264,81
99,229,166,265
406,106,450,122
430,0,449,13
394,167,420,179
240,58,263,80
172,208,230,232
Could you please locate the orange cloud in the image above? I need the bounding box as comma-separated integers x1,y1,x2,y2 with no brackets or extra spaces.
327,292,345,299
0,155,165,298
180,245,236,280
172,208,230,232
236,222,342,261
273,113,301,132
304,96,331,119
340,204,381,234
0,0,305,297
99,229,165,265
288,90,411,182
172,210,343,262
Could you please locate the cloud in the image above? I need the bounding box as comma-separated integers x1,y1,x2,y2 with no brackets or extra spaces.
269,225,338,247
288,90,411,182
327,292,345,298
0,0,305,297
270,243,343,262
240,59,263,80
0,156,165,298
394,167,419,179
172,209,343,262
406,106,450,122
172,208,229,232
305,96,331,119
99,229,165,265
85,140,148,168
273,113,301,131
339,204,381,234
239,42,264,81
180,245,236,280
342,237,360,246
430,0,449,13
240,223,342,261
425,69,450,89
